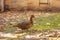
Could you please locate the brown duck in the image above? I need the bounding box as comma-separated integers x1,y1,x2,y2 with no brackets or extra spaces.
14,15,35,30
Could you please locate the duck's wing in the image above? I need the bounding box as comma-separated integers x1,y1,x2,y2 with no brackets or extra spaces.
20,21,31,26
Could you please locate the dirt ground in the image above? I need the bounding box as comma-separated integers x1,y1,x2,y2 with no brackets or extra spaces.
0,30,60,40
0,11,57,30
0,11,60,40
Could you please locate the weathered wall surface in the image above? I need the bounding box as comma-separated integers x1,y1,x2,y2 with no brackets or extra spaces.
5,0,39,10
50,0,60,8
5,0,60,10
49,0,60,10
0,0,60,11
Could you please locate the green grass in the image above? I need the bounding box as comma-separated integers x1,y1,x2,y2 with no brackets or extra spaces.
30,13,60,30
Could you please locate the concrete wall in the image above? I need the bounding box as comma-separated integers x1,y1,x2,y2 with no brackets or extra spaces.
0,0,60,11
5,0,39,10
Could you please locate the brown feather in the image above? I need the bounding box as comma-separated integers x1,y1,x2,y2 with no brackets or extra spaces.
14,15,35,30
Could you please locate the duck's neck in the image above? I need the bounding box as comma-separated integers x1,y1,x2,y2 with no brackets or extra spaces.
30,17,33,25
